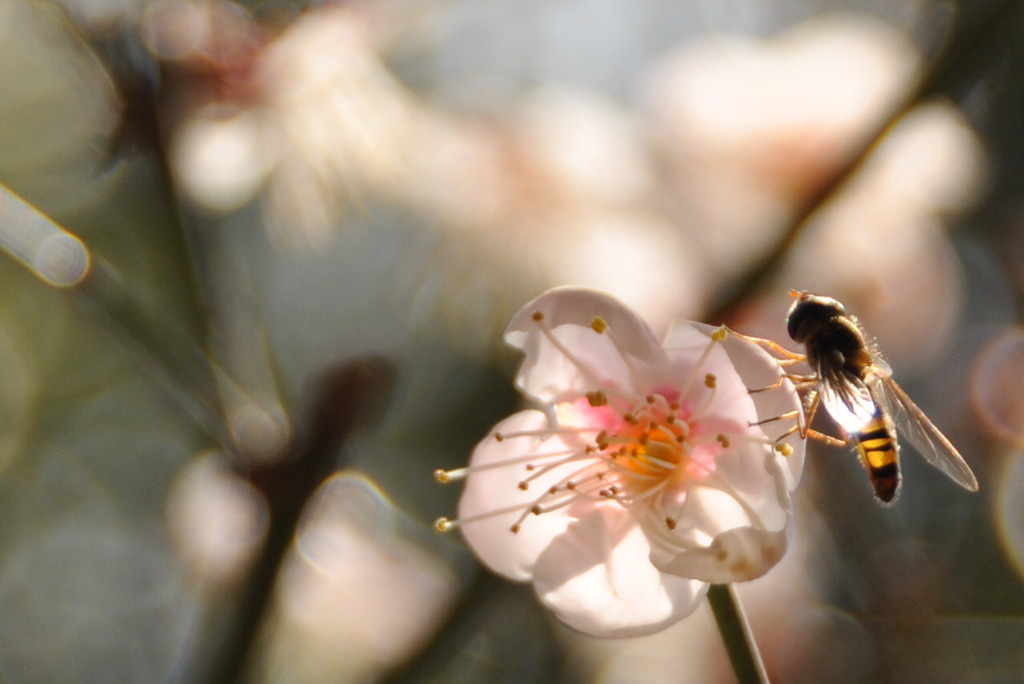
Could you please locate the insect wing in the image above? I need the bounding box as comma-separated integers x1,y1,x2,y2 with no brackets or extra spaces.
818,368,876,435
868,371,979,492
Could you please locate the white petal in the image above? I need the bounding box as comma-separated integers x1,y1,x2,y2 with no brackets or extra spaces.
654,525,789,584
457,410,592,581
505,287,668,403
532,506,707,638
706,440,793,532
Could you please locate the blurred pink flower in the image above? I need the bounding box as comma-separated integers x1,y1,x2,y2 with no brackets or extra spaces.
436,288,804,637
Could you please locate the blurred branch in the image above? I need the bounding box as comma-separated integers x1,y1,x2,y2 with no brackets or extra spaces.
707,0,1023,321
203,356,396,684
72,259,235,447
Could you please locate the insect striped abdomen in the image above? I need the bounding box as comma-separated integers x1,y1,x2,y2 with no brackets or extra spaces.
853,410,901,503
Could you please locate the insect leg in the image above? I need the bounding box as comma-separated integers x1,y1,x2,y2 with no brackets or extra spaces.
748,373,816,394
728,331,806,363
796,390,848,446
749,385,848,448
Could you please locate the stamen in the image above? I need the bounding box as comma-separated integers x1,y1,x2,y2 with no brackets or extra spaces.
689,379,719,421
622,477,672,503
692,431,773,450
775,442,794,457
497,425,600,440
532,315,604,388
586,390,608,407
633,453,677,471
445,499,563,533
434,468,465,483
447,447,579,479
665,516,678,530
589,317,646,396
676,333,723,397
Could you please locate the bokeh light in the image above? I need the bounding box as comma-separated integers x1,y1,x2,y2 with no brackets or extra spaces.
971,328,1024,443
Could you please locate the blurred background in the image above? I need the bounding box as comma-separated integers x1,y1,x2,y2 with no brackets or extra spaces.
0,0,1022,681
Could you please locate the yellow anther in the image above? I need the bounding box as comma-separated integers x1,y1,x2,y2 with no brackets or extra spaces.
711,326,729,342
433,468,450,483
716,434,730,448
434,517,454,533
775,442,794,457
591,316,608,334
705,373,717,389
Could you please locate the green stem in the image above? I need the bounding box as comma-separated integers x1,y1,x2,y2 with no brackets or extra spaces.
707,584,768,684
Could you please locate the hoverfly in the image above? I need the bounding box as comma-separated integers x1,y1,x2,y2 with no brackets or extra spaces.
782,291,978,504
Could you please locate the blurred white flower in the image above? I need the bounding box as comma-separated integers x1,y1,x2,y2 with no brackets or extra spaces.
435,288,804,637
646,13,921,283
166,452,267,582
267,472,457,682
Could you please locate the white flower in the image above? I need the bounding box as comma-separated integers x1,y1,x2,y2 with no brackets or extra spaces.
435,288,805,638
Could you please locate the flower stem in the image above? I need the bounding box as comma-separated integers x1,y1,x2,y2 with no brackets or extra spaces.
707,584,769,684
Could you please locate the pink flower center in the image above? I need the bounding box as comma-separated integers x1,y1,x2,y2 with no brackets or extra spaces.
541,385,725,525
